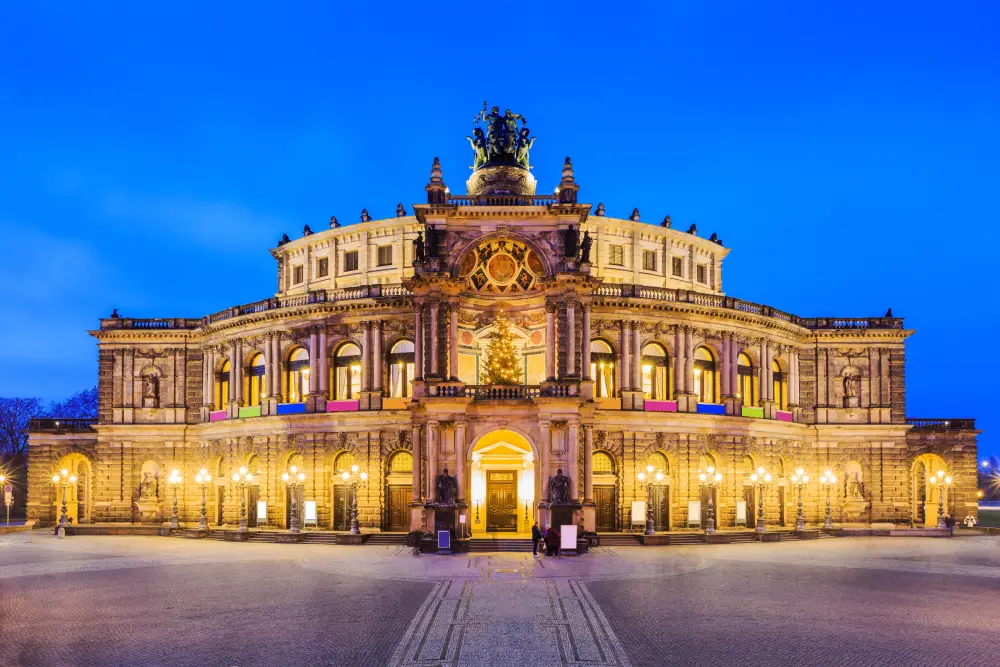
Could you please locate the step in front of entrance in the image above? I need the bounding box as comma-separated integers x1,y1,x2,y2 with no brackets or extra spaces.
469,538,534,552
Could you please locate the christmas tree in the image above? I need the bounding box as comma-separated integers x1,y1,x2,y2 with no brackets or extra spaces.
481,312,522,385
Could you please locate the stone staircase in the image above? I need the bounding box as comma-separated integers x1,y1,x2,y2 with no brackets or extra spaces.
469,537,534,552
597,534,643,547
364,532,408,546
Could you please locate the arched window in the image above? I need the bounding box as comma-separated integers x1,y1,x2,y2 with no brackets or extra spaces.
743,455,755,476
641,343,669,400
388,340,415,398
590,339,616,398
215,359,230,410
334,451,356,475
773,358,786,410
737,353,754,406
333,343,362,400
388,451,412,473
593,451,616,474
647,452,669,475
700,453,717,471
693,346,717,403
247,353,266,407
286,347,310,403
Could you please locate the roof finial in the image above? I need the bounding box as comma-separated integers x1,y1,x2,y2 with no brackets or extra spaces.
660,215,671,228
329,215,340,228
687,223,698,235
557,156,579,204
426,157,448,204
303,225,313,236
360,209,371,222
594,202,605,216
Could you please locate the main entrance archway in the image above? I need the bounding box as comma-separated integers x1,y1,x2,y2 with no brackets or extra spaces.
468,429,536,536
912,453,949,527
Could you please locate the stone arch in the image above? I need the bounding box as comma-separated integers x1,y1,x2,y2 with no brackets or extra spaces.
54,451,94,524
450,231,554,285
911,452,949,526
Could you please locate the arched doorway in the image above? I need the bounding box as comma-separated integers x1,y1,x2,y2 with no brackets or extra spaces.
385,451,413,531
284,453,305,529
593,451,618,532
699,453,719,528
647,452,670,531
55,453,92,524
332,451,356,531
912,453,948,527
469,430,535,536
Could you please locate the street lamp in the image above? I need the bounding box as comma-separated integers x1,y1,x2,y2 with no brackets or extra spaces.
168,469,182,529
281,465,307,533
51,468,77,538
230,466,254,533
340,465,368,535
790,468,809,531
194,468,212,531
636,465,664,535
749,467,772,533
819,470,836,529
932,469,953,529
0,473,9,526
698,466,723,534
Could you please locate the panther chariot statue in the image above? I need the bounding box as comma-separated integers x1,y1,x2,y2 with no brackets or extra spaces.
465,101,537,196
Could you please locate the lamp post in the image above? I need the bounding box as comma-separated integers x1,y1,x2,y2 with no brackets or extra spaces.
931,469,952,529
0,473,8,526
819,470,836,529
790,468,809,531
636,465,664,535
749,467,772,533
698,466,723,534
168,469,182,529
51,468,77,538
231,466,253,533
340,465,368,535
194,468,212,531
281,465,307,533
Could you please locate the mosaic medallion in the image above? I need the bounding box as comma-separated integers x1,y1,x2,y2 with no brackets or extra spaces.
463,240,544,293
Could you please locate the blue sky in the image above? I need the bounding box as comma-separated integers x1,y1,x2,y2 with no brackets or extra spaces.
1,2,997,457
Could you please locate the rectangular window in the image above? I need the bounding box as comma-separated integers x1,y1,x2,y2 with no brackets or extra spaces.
377,245,393,267
293,265,304,284
344,250,359,273
642,250,656,272
317,257,329,278
672,257,683,277
697,264,707,284
609,245,624,266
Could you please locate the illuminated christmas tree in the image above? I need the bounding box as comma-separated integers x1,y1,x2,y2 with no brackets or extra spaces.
481,311,522,385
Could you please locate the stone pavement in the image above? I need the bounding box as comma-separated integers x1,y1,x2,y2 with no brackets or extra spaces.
0,532,997,666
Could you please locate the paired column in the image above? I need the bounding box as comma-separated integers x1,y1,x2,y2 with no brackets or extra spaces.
202,349,214,407
631,321,642,391
583,426,594,503
620,321,631,391
720,334,731,397
684,327,694,395
566,301,576,376
728,338,739,399
371,323,382,393
455,420,466,502
448,303,459,381
411,425,422,501
308,329,319,395
318,329,329,397
568,422,579,501
673,327,685,395
429,302,439,377
581,304,592,380
414,302,424,379
545,304,556,380
789,349,800,406
764,342,774,402
361,322,371,391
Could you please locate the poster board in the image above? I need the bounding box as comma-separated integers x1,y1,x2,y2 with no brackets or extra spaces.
560,524,577,551
437,530,451,551
631,501,647,525
303,500,318,526
255,501,267,526
687,500,701,528
736,500,747,526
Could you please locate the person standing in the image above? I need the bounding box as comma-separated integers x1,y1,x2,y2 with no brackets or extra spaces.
531,521,542,557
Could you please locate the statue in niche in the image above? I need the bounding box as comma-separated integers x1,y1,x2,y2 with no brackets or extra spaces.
425,225,439,258
847,472,865,498
564,225,579,258
580,231,593,263
844,373,860,398
142,374,159,407
435,468,458,504
548,468,571,504
413,232,426,263
139,472,157,500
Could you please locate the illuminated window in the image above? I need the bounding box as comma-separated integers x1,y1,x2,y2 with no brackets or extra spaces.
693,346,716,403
286,347,310,403
773,358,787,410
590,339,616,398
642,250,656,272
696,265,707,284
214,359,230,410
317,258,329,278
609,245,624,266
593,451,615,474
247,353,266,407
737,353,755,405
641,343,669,400
648,452,669,475
344,250,359,273
671,257,683,277
388,451,412,473
334,451,355,475
293,265,304,284
377,245,393,267
333,343,362,400
388,339,415,398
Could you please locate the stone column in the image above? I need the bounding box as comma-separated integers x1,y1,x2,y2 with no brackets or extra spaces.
231,340,242,405
269,335,280,398
318,329,329,396
684,326,694,397
426,421,438,501
757,341,767,406
620,321,631,391
721,335,731,397
414,302,424,380
789,349,800,406
308,329,319,394
566,301,576,376
545,304,556,380
361,322,371,391
729,339,740,399
455,420,466,503
372,323,382,392
674,327,684,395
202,349,213,407
448,303,459,381
581,304,592,380
632,321,642,391
568,422,580,501
539,420,551,501
429,301,439,377
411,425,422,500
584,426,594,502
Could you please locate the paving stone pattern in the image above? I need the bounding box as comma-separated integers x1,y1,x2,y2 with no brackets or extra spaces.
0,533,998,666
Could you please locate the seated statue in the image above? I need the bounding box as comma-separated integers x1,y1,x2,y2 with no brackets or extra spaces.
548,468,571,504
435,468,458,505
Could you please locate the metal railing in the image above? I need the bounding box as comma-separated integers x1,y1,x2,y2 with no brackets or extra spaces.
464,385,541,400
906,418,976,430
29,418,98,431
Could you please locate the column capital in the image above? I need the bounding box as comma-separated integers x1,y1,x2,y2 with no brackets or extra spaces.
545,301,558,314
538,419,552,430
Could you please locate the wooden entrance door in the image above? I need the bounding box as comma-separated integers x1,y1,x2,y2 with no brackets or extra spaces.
333,485,351,531
486,471,517,532
595,485,617,532
651,485,669,531
247,487,259,525
285,485,305,528
387,485,411,531
744,487,757,528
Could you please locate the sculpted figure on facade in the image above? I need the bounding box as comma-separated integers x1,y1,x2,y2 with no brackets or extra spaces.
435,467,458,504
467,128,488,170
473,102,530,165
549,468,570,503
580,230,593,263
413,232,426,263
139,472,157,500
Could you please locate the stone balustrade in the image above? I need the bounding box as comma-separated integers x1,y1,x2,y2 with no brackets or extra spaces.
906,418,977,430
28,418,97,431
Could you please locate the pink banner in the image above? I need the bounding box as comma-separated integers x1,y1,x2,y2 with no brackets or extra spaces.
209,410,227,422
644,400,678,412
326,400,359,412
776,410,794,422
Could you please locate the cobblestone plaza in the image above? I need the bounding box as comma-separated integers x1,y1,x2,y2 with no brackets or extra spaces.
1,533,997,666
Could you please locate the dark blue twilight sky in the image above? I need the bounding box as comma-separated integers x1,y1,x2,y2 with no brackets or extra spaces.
1,3,997,457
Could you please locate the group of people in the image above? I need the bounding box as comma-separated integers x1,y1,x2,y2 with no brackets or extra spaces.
531,521,562,557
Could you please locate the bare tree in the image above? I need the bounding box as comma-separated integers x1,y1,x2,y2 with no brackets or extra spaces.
48,387,98,419
0,397,42,464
